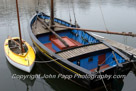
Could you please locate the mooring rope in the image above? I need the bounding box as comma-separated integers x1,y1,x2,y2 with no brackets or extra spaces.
35,60,54,63
34,58,65,63
99,72,109,91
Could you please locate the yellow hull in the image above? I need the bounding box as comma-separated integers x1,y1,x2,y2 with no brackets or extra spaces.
4,37,36,72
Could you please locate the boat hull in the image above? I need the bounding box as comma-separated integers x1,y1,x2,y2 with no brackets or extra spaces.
5,53,34,73
29,13,133,89
33,42,132,89
4,37,35,73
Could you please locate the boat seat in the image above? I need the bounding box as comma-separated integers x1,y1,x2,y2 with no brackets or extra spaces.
57,43,109,59
10,47,21,54
51,36,79,52
10,45,19,49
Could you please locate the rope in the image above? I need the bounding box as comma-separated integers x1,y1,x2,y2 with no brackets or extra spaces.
35,60,54,63
99,72,109,91
35,0,40,13
67,0,72,26
34,58,65,63
5,0,11,37
98,0,108,31
71,1,78,27
99,53,113,66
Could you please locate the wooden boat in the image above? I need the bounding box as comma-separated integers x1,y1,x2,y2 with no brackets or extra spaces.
4,0,35,73
29,0,133,89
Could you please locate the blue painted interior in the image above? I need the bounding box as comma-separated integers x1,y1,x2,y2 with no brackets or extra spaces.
37,34,50,44
37,30,99,45
72,51,125,70
52,43,61,52
31,13,126,71
32,13,99,48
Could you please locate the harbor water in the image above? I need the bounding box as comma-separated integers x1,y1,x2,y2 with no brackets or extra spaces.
0,0,136,91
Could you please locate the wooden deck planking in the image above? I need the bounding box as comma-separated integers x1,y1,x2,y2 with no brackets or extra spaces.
57,43,109,59
32,19,67,35
92,34,136,57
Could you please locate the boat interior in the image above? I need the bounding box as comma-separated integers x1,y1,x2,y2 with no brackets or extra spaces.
8,39,28,54
31,13,126,72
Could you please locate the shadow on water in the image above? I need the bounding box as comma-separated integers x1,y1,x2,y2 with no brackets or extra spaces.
6,60,36,91
6,54,132,91
0,0,136,91
6,56,86,91
34,56,87,91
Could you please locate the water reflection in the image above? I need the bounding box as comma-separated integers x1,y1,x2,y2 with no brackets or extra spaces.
33,56,133,91
35,57,87,91
7,61,36,91
1,0,136,91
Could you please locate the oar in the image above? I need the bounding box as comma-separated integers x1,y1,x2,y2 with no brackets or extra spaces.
37,17,69,47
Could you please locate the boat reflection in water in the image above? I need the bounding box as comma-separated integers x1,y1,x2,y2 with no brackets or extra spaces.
6,60,36,91
6,56,132,91
36,56,132,91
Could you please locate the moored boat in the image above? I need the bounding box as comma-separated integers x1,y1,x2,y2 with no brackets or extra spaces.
4,0,35,73
4,37,35,73
28,0,133,89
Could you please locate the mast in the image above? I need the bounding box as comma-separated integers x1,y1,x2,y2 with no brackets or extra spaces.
16,0,24,54
50,0,54,29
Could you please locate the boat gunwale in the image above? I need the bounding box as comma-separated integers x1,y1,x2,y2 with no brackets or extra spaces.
7,38,28,57
29,13,96,75
4,37,35,67
28,12,130,75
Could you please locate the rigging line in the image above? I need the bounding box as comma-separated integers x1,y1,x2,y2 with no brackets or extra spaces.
67,0,72,26
5,0,10,36
22,0,28,39
71,1,77,27
100,53,113,66
132,62,136,71
98,0,108,31
35,0,40,12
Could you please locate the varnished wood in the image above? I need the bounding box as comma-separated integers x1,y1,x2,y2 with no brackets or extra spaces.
53,25,136,37
50,0,54,28
57,43,109,59
37,17,69,47
32,19,67,35
16,0,23,54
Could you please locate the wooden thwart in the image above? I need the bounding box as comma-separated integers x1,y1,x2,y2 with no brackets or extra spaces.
8,36,21,46
57,43,109,59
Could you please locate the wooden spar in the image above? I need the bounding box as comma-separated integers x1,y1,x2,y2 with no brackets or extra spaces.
112,51,123,67
16,0,24,53
53,25,136,37
37,17,69,47
50,0,54,29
